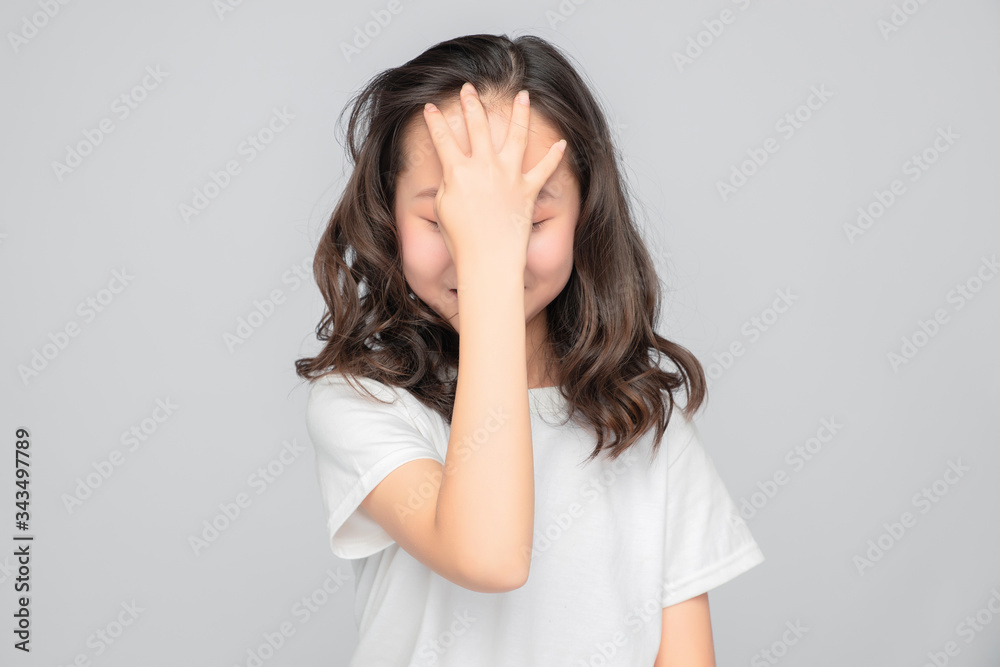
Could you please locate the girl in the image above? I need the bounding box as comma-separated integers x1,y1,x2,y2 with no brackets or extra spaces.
296,33,765,667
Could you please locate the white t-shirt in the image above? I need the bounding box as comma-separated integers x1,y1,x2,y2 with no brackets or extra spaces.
305,372,765,666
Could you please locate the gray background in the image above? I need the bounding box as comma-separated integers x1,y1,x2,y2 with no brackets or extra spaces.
2,0,999,665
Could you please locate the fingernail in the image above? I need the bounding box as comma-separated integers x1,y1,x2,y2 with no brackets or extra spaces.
555,139,567,152
463,81,476,95
516,90,529,106
425,102,438,113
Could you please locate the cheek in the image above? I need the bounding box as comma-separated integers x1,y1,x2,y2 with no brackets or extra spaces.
527,224,575,284
399,220,452,284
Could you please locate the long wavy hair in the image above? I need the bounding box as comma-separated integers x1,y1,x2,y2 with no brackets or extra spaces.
295,33,707,465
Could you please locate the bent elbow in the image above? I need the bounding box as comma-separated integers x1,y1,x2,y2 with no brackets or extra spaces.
475,568,529,594
492,565,529,592
457,553,530,593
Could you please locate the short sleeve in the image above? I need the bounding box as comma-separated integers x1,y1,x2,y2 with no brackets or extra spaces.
305,374,445,560
660,419,765,607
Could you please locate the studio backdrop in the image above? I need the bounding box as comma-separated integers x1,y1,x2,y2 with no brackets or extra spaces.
2,0,998,665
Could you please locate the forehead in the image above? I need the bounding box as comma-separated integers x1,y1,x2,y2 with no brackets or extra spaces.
398,100,573,183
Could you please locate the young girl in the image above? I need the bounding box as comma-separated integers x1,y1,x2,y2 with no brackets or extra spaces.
296,33,765,667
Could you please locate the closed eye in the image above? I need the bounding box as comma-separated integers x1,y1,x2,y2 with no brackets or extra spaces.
423,218,550,231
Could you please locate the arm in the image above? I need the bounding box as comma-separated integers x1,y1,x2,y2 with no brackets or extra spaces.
359,268,532,594
654,593,716,667
437,265,534,586
360,85,563,593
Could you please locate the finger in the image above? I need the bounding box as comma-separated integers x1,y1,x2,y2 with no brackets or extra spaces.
524,138,568,191
422,102,465,169
460,82,494,158
500,90,530,166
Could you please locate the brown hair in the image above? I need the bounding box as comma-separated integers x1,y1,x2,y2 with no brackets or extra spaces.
295,33,707,465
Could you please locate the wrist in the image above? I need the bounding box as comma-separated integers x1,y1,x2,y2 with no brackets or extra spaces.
455,259,526,292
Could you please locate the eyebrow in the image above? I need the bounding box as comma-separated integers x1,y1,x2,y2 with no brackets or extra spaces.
415,186,556,201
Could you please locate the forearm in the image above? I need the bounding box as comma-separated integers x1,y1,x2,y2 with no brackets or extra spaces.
654,594,717,667
434,260,534,587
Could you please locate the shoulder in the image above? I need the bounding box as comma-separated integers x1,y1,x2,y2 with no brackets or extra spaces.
659,390,700,470
305,372,413,435
307,371,400,407
305,371,446,441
